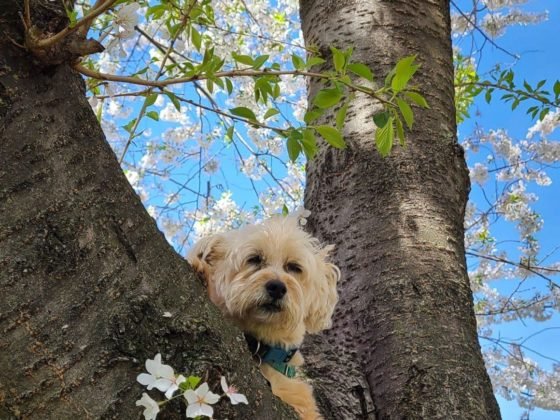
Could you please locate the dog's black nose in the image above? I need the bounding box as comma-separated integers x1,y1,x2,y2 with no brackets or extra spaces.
265,280,287,300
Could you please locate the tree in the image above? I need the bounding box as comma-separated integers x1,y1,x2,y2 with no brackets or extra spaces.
0,1,294,418
300,0,500,418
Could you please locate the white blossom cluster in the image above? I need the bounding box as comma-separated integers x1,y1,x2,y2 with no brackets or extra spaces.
464,111,560,412
451,0,547,38
136,354,248,419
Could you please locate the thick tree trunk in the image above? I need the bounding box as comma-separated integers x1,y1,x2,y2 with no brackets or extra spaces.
0,2,295,418
300,0,501,419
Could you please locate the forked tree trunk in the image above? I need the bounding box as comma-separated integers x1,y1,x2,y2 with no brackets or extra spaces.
0,1,295,418
300,0,501,418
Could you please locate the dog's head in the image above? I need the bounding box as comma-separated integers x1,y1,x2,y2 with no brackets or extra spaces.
187,215,340,347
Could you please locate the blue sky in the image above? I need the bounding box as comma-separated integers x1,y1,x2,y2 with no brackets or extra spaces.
456,1,560,418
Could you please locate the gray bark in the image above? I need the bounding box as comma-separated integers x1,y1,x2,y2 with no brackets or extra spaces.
0,1,295,418
300,0,501,419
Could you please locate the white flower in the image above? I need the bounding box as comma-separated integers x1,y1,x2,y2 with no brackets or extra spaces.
184,382,220,418
106,3,140,56
114,3,140,38
135,393,160,420
470,163,488,185
221,376,249,405
137,354,186,399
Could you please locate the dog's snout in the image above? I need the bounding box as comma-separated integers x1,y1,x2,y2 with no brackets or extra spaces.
265,280,287,300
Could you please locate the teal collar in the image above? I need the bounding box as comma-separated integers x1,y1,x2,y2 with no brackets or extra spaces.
244,334,298,378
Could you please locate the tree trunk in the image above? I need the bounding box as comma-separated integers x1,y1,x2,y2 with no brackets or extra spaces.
300,0,501,419
0,2,295,418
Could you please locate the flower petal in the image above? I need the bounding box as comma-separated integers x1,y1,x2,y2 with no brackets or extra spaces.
186,402,204,418
204,390,220,405
137,373,154,386
230,392,249,405
220,376,228,394
198,403,214,418
145,354,162,374
157,364,175,379
164,384,178,400
151,378,172,392
184,389,198,405
195,382,209,396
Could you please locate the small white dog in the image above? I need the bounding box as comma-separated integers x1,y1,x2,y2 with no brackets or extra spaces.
187,213,340,419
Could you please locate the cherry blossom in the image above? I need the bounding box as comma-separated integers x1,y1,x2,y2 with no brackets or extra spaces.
135,392,160,420
184,382,221,418
137,354,186,399
220,376,249,405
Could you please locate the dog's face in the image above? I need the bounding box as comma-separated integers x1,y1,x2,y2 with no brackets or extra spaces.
188,215,340,347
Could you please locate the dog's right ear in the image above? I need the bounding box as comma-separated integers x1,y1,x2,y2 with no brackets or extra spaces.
187,234,226,307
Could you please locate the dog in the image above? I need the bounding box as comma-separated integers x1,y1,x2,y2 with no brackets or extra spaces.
187,212,340,419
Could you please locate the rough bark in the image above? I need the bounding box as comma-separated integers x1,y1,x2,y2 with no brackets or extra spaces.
300,0,501,419
0,1,295,418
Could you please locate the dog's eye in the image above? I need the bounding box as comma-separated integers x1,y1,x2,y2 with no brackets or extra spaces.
247,255,262,265
286,262,302,273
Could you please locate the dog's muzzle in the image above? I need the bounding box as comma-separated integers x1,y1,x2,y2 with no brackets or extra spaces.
258,280,287,313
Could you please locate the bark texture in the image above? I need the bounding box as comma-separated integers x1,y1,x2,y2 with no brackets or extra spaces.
0,1,295,418
300,0,501,419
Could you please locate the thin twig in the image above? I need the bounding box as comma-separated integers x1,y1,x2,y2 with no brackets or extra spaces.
450,0,520,61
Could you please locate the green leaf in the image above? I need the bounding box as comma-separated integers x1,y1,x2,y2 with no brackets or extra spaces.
304,108,324,124
539,107,550,121
330,46,345,73
373,111,390,128
191,27,202,51
395,115,405,146
181,376,201,391
145,93,158,107
264,108,280,120
485,89,492,104
405,91,429,108
225,126,234,143
253,55,269,69
232,53,254,66
282,204,289,216
230,107,258,121
313,88,342,109
272,83,281,98
315,125,346,149
397,98,413,129
166,92,181,111
287,136,302,161
336,103,348,130
554,80,560,97
292,54,305,70
375,117,394,157
122,118,137,134
347,63,373,82
305,56,326,68
263,108,280,120
202,47,214,68
391,55,418,93
146,4,169,19
301,128,318,159
225,78,233,94
146,111,159,121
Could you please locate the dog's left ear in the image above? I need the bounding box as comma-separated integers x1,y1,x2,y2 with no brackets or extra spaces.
187,234,227,307
304,247,340,333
